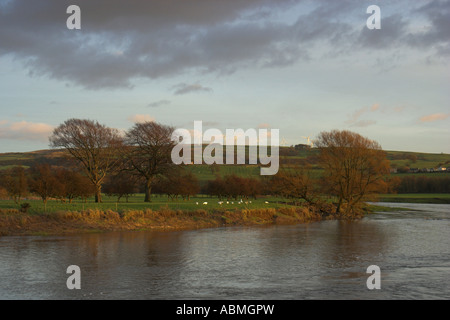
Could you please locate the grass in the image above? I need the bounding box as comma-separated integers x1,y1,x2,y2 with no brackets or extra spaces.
1,191,448,216
0,199,323,236
2,191,448,237
379,193,450,204
2,148,448,176
0,194,293,214
386,150,450,169
0,165,30,171
365,204,418,213
391,172,449,178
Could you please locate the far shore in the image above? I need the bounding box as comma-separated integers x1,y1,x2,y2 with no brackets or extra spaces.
378,194,450,204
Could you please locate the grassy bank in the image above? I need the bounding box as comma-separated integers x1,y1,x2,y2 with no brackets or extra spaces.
365,204,418,213
0,195,295,213
0,206,324,237
1,193,448,236
378,193,450,204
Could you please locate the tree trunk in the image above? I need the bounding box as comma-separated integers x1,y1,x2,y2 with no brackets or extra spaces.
95,184,102,203
336,197,342,214
144,179,152,202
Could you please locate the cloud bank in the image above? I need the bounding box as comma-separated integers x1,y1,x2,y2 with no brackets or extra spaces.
172,83,213,95
419,113,449,123
0,120,54,141
0,0,448,90
147,100,171,108
127,114,155,123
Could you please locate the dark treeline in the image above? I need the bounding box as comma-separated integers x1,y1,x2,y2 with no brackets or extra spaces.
0,164,95,209
0,164,203,205
391,176,450,193
204,174,265,200
0,163,267,206
152,170,200,201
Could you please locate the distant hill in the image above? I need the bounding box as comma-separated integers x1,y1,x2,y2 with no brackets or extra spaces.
1,148,449,184
0,149,74,171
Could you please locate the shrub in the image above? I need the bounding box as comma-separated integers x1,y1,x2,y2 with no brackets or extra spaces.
20,202,31,213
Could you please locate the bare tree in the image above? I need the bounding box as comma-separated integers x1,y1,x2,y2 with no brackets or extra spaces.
29,164,60,211
103,171,140,203
270,167,320,206
315,130,390,217
123,121,176,202
54,167,95,203
2,166,28,204
49,119,123,203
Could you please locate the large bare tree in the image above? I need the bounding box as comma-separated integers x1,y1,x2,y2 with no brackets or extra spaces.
315,130,390,216
123,121,176,202
49,118,123,203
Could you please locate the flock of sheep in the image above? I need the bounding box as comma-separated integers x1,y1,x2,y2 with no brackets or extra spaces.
195,200,270,205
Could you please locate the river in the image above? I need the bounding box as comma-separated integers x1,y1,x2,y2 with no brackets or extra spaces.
0,203,449,300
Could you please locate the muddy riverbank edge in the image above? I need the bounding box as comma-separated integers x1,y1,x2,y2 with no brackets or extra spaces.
0,206,336,237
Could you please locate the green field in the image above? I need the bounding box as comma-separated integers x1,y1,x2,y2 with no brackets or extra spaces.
0,148,449,207
386,150,450,169
2,191,448,216
0,194,295,214
0,147,449,177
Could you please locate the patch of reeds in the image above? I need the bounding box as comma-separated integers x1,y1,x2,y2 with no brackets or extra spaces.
1,204,326,236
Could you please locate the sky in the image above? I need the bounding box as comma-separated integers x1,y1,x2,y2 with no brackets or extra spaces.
0,0,449,154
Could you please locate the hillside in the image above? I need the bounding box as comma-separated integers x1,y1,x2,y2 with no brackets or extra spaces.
0,147,449,185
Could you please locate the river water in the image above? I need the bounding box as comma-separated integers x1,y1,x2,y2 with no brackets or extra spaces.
0,203,449,300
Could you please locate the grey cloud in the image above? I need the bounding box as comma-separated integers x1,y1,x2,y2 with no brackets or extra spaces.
0,0,303,89
148,100,171,108
357,14,408,49
172,83,212,95
0,0,447,90
407,0,450,54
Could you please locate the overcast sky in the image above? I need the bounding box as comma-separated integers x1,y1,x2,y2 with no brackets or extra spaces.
0,0,449,153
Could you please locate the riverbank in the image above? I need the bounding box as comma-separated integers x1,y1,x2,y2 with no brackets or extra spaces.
0,206,326,237
2,195,447,236
378,193,450,204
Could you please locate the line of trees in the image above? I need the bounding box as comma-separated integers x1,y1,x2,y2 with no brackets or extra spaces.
0,164,95,209
390,175,450,193
49,118,176,203
154,171,200,201
2,119,396,218
1,166,28,204
0,163,203,207
204,174,264,200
